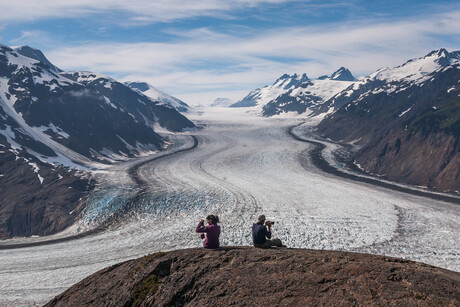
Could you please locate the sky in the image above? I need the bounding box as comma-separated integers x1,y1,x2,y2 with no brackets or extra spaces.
0,0,459,105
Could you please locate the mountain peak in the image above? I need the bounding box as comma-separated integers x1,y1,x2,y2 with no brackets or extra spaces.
276,73,291,82
13,45,62,72
274,73,309,87
426,48,449,58
299,73,309,82
330,67,355,81
420,48,460,67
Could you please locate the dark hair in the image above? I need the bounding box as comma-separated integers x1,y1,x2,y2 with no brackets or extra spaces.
206,215,219,224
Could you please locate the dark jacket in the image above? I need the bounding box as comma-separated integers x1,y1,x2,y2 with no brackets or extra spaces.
252,223,271,244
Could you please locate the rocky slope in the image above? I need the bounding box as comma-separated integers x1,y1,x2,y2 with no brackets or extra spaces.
0,144,92,238
317,49,460,193
46,247,460,306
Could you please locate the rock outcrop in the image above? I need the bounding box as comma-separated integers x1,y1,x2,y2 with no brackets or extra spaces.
46,247,460,306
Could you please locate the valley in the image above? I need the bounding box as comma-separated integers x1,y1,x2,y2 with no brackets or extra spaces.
0,108,458,306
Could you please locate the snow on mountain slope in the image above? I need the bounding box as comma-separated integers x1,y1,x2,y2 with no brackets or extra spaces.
63,72,195,133
13,45,62,72
317,49,460,193
262,78,355,117
369,49,460,83
0,44,195,166
230,73,309,108
126,81,189,112
231,69,356,117
317,49,460,115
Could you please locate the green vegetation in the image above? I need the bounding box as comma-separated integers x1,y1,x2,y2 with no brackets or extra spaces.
130,274,163,306
409,98,460,137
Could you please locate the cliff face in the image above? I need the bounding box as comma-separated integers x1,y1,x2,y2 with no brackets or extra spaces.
355,128,459,193
0,146,93,239
46,247,460,306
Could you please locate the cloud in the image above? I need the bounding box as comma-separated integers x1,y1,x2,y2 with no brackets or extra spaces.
9,30,36,43
0,0,298,24
44,9,460,105
9,30,53,46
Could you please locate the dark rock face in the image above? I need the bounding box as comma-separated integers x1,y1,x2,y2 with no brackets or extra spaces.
330,67,355,81
356,128,460,193
62,72,194,133
46,247,460,306
0,144,93,239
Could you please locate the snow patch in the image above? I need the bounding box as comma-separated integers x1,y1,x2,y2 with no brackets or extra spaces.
28,162,44,184
399,106,413,117
37,123,70,139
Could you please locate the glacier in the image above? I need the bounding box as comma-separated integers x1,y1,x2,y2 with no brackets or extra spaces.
0,107,458,306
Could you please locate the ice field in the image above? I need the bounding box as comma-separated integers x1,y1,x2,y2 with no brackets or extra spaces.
0,108,459,306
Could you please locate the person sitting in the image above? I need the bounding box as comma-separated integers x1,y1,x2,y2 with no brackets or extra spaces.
196,215,221,249
252,214,284,248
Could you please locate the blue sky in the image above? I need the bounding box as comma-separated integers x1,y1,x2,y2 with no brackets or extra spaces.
1,0,459,104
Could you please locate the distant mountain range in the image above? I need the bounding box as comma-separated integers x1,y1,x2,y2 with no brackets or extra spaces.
230,68,356,116
211,97,234,107
0,44,195,238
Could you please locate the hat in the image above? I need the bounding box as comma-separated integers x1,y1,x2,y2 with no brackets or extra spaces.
257,215,266,223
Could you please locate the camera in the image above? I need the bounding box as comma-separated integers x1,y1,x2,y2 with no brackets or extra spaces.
265,221,275,226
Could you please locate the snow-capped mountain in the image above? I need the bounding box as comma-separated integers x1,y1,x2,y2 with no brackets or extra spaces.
0,44,195,162
64,73,194,133
0,44,195,238
126,81,189,113
230,73,309,108
13,45,62,72
211,97,233,107
330,67,356,81
317,49,460,193
315,49,460,116
231,69,356,117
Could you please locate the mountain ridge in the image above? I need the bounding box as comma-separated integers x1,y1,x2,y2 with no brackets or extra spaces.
317,48,460,193
230,68,355,116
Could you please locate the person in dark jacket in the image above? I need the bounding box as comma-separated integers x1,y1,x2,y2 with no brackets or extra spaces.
252,214,284,248
196,215,221,248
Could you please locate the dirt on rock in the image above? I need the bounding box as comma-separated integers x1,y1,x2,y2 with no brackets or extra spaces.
46,247,460,306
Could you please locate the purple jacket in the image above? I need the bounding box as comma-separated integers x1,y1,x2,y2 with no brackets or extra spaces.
196,221,221,248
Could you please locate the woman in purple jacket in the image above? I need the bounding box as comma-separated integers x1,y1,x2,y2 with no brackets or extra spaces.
196,215,221,248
